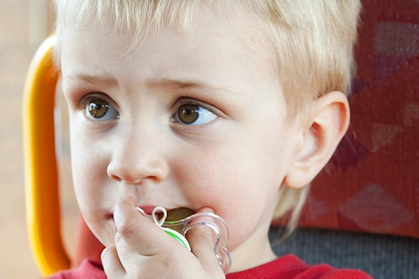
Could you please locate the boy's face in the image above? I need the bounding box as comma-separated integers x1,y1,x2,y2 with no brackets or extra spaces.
60,8,303,268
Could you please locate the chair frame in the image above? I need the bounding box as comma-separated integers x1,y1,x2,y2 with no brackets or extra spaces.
23,35,70,276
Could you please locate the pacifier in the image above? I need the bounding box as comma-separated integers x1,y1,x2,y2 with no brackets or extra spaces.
137,206,231,274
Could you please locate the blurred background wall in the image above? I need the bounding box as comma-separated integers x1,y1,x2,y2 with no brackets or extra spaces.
0,0,77,277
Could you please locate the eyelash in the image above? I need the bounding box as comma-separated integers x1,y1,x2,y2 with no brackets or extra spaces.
78,93,108,109
171,99,219,126
79,93,119,121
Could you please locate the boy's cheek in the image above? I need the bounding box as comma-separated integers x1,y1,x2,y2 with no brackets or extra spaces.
76,189,119,246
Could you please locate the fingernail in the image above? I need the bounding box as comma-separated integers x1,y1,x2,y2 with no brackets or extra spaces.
199,207,214,214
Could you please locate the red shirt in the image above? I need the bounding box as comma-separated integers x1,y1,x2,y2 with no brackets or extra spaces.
48,255,372,279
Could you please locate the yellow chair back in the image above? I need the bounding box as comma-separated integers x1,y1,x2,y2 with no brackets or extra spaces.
22,35,71,276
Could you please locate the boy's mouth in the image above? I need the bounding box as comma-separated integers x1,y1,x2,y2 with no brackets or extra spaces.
137,206,195,234
137,206,195,221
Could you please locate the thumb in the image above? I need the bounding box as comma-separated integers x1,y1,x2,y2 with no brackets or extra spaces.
186,208,226,275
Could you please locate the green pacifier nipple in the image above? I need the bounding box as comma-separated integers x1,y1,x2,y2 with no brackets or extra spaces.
152,206,191,251
162,227,191,250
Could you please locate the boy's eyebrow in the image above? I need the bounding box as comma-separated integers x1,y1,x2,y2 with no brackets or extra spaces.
153,79,212,89
69,74,207,89
150,78,235,94
68,73,118,86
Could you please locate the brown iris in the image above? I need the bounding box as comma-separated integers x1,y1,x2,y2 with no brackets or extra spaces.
177,104,200,124
87,99,109,119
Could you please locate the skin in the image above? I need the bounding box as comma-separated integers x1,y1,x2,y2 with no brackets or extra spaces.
59,4,349,279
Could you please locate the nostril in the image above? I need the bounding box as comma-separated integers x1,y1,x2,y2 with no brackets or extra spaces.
110,174,122,182
109,172,141,185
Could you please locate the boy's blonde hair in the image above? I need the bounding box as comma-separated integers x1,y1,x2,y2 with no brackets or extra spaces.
54,0,361,233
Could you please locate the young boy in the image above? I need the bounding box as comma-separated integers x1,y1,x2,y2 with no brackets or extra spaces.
50,0,372,278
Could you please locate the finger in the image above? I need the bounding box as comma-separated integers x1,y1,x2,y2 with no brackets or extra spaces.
113,197,169,256
101,245,126,278
113,197,192,274
114,198,189,270
186,208,225,276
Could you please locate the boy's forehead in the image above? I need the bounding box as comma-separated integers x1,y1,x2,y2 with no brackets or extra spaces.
60,4,276,78
61,22,275,87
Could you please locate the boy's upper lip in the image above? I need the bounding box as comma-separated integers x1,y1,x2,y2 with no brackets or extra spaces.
138,205,170,215
106,205,196,223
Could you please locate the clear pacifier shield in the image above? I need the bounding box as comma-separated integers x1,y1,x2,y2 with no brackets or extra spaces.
137,206,231,274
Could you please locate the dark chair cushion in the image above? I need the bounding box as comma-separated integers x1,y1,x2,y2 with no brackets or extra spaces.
270,226,419,279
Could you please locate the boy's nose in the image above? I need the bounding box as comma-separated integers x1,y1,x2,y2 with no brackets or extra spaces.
106,132,169,185
107,158,169,185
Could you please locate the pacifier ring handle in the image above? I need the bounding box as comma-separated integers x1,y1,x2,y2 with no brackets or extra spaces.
182,215,231,274
151,206,167,227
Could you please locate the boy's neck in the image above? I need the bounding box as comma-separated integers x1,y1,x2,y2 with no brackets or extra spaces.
228,219,277,272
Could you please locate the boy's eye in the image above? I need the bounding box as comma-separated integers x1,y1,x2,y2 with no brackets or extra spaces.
86,99,119,120
174,103,218,125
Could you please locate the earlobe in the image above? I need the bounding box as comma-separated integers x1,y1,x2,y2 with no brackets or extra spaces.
284,91,350,189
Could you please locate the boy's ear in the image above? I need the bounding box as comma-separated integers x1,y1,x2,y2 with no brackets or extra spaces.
284,91,350,189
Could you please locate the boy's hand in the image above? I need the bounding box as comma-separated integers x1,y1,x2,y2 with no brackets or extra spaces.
101,197,226,279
